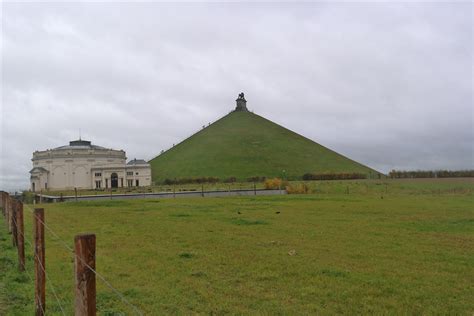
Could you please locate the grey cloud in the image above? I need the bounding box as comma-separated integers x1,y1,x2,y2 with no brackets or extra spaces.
1,2,472,191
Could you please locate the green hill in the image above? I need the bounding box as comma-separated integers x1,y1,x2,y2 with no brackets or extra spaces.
150,110,379,183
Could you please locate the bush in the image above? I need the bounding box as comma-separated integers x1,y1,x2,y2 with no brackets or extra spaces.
389,170,474,179
286,183,310,194
302,173,367,181
163,177,220,185
223,177,237,183
264,178,286,190
21,191,35,204
164,178,175,185
247,176,267,182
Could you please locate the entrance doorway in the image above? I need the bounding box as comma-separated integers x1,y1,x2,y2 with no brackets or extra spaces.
111,173,118,188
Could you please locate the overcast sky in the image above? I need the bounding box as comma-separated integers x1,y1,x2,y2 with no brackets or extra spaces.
1,2,472,191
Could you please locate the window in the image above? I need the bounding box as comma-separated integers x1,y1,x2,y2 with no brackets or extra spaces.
135,180,139,187
95,172,102,177
126,171,133,176
136,172,139,175
45,183,48,189
127,180,133,187
95,181,101,189
105,179,108,189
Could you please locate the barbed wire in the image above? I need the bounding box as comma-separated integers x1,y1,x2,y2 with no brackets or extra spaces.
10,246,44,315
12,215,66,315
23,203,143,315
3,210,46,315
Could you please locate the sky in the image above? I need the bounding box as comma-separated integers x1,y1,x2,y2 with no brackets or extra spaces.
1,1,472,191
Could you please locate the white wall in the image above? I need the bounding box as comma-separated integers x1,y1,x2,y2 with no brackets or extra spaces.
31,147,151,190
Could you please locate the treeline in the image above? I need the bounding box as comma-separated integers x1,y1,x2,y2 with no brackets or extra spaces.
302,173,367,181
163,177,220,185
163,176,268,185
163,173,376,185
389,170,474,178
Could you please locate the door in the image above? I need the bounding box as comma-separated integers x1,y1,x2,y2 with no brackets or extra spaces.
111,173,118,188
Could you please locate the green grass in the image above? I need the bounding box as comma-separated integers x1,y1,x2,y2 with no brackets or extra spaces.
149,111,379,183
0,234,32,315
1,179,473,314
37,181,267,197
46,177,470,198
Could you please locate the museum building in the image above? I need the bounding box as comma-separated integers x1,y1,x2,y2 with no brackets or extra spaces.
30,139,151,191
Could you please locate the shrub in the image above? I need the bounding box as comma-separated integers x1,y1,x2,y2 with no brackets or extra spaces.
264,178,285,190
389,170,474,179
162,177,220,185
286,183,310,194
223,177,237,183
164,178,175,185
21,191,35,204
302,173,367,181
247,176,267,182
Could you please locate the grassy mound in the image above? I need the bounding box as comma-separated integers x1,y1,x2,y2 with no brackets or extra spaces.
150,111,379,183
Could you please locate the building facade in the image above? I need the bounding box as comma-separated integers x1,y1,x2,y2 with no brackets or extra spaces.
30,139,151,191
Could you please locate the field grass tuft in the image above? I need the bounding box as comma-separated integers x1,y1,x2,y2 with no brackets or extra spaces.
230,218,268,225
179,252,195,259
320,268,350,278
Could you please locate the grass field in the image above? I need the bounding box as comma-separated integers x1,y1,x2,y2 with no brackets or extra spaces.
1,179,473,314
40,177,472,198
149,111,379,183
33,181,269,198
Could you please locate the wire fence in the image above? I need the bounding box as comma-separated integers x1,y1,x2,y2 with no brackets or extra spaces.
1,191,143,315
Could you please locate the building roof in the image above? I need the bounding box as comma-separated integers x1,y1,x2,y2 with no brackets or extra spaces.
30,167,49,174
127,158,149,166
53,139,107,150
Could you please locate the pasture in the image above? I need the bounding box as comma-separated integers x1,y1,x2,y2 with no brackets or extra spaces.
1,179,473,314
30,177,472,198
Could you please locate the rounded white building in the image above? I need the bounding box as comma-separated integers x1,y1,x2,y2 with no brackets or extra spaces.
30,139,151,191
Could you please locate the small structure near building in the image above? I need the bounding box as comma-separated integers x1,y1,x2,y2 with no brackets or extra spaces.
30,139,151,191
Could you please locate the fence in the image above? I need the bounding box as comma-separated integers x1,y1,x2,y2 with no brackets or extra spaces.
0,191,143,315
36,187,286,203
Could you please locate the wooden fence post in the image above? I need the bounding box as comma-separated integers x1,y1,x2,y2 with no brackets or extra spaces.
10,197,16,234
1,192,5,216
34,208,46,316
4,195,7,229
74,233,96,316
17,201,25,271
254,182,257,196
11,200,18,247
7,195,12,233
